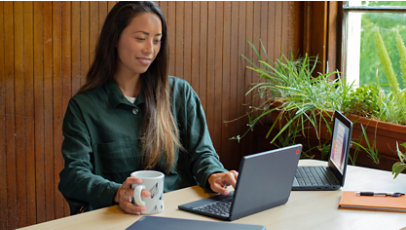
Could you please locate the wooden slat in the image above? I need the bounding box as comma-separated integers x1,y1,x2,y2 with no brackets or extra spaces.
0,2,7,230
267,2,275,62
52,1,64,219
107,1,115,12
23,1,36,226
71,2,81,95
80,2,89,87
206,1,215,144
89,1,98,63
228,1,240,166
275,2,282,59
198,1,207,110
166,2,175,75
4,2,17,229
33,1,46,224
237,2,248,156
43,2,55,221
14,2,27,227
158,1,167,19
190,2,200,92
182,2,192,84
221,1,232,168
98,2,107,34
174,2,184,77
213,2,224,154
242,1,255,155
62,2,72,109
60,3,72,217
328,1,338,73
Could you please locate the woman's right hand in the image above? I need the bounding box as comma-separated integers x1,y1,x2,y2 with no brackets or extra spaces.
114,177,150,215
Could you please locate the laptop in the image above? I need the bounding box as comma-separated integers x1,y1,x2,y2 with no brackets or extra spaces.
178,144,302,221
292,110,353,191
126,216,266,230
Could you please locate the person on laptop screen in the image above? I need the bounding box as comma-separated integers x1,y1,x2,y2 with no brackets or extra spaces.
58,1,238,216
331,122,347,172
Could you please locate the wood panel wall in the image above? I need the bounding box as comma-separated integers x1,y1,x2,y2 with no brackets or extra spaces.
0,1,304,229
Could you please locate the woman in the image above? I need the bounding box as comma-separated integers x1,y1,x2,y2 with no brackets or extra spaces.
59,1,238,215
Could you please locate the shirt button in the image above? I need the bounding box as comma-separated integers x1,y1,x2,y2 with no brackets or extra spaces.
132,108,139,115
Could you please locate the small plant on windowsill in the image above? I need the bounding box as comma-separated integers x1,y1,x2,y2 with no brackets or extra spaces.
393,142,406,179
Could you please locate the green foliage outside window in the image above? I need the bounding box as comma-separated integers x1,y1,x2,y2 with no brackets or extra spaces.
359,1,406,91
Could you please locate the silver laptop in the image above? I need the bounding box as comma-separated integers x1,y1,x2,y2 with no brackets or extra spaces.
178,144,302,221
126,216,266,230
292,111,353,191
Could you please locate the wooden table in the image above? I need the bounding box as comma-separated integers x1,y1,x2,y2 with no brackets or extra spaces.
19,160,406,230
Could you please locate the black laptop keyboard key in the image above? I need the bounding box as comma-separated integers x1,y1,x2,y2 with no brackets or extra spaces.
194,201,231,217
296,167,337,186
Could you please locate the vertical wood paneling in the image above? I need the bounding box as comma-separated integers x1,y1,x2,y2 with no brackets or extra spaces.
0,2,7,230
52,2,65,219
242,2,255,156
71,2,81,95
213,2,223,154
4,2,17,229
43,2,55,221
275,2,282,59
0,2,305,229
23,2,36,225
206,1,215,147
98,2,107,33
198,2,207,110
190,2,200,91
60,2,71,217
80,2,89,87
221,1,232,166
33,2,46,224
14,3,27,226
166,2,175,75
89,2,98,63
174,2,184,77
183,2,192,85
228,2,240,165
237,2,248,156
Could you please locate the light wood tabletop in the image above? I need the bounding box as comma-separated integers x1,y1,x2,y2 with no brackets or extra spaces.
19,160,406,230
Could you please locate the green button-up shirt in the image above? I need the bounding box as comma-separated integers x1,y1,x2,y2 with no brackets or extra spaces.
59,76,227,210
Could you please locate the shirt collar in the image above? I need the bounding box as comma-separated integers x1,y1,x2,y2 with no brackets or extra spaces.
104,80,145,108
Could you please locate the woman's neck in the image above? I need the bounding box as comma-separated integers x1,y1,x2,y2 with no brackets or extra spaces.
114,69,141,98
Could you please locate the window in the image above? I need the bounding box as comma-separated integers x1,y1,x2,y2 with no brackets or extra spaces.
342,1,406,91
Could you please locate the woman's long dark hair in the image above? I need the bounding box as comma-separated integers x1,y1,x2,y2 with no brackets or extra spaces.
80,1,180,173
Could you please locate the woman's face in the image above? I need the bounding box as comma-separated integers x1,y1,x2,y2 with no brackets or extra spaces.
116,12,162,78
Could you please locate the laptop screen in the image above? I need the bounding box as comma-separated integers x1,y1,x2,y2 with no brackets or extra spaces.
329,117,350,174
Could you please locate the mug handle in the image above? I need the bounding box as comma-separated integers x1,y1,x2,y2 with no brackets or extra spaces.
133,185,146,206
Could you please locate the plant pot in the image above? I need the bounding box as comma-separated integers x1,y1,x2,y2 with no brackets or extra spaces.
263,103,406,167
347,114,406,162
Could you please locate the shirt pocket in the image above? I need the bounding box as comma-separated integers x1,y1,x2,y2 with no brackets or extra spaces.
93,140,142,180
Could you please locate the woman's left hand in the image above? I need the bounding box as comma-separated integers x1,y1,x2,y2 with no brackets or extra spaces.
208,170,239,195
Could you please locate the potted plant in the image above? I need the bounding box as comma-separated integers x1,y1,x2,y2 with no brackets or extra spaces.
234,35,406,174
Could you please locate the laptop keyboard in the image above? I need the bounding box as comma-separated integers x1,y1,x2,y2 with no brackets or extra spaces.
193,199,232,218
295,166,337,186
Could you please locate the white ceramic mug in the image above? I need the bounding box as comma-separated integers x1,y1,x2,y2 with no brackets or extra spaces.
131,170,164,214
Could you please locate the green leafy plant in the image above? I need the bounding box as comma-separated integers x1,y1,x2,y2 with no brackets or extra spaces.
342,84,382,118
392,142,406,179
234,39,406,168
231,41,352,159
374,28,406,176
